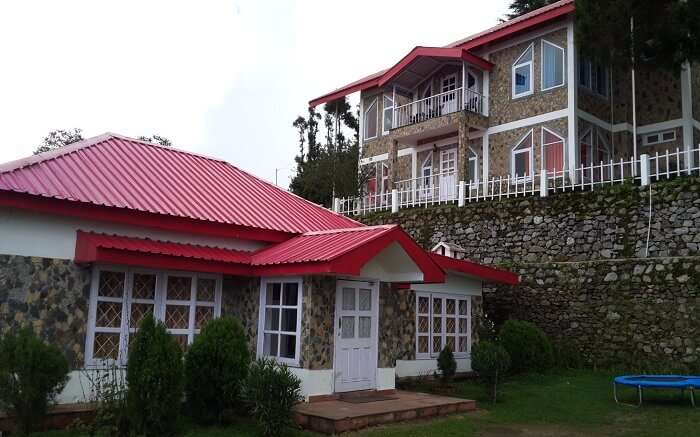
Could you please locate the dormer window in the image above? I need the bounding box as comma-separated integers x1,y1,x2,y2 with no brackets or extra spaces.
512,44,534,98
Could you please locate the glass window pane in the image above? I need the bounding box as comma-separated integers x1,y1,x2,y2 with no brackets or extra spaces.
263,333,278,357
432,335,442,354
281,308,297,332
359,317,371,338
418,336,429,354
195,306,214,329
446,299,456,315
365,100,378,138
98,271,125,298
515,152,529,177
266,283,281,305
446,317,456,334
96,301,122,328
165,305,190,329
418,316,429,333
433,317,442,334
279,334,296,359
359,289,371,311
418,296,429,314
459,336,469,353
515,65,531,95
167,276,192,301
459,318,469,334
132,273,156,300
543,42,563,88
197,278,216,302
282,283,298,306
342,288,355,311
446,336,456,352
384,108,393,131
341,316,355,339
459,299,468,316
433,297,442,315
265,308,280,331
93,333,120,360
130,303,153,329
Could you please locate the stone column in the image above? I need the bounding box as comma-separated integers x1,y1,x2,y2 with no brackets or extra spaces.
457,117,470,182
388,138,399,188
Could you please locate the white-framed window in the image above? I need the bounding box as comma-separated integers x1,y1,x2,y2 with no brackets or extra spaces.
541,127,566,174
416,292,471,360
541,40,565,90
643,130,676,146
383,95,394,134
85,266,222,367
257,277,302,367
512,129,534,180
580,128,612,167
579,56,608,98
512,43,534,98
364,98,378,140
421,153,433,187
468,148,479,184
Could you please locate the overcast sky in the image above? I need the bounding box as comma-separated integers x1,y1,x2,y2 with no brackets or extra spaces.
0,0,509,187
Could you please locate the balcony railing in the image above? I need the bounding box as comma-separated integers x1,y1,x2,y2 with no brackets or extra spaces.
393,87,486,129
334,146,700,216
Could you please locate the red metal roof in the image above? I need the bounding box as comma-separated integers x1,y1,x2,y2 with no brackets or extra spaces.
309,0,574,107
0,133,360,236
251,225,397,265
429,253,520,285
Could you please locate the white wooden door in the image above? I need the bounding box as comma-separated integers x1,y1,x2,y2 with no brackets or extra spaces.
334,280,378,393
441,75,458,114
440,148,457,200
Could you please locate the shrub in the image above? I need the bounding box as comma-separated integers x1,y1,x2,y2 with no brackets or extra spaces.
436,346,457,384
76,365,129,437
0,327,69,435
244,358,302,437
552,341,583,370
471,341,511,403
185,317,250,424
499,320,553,374
126,313,183,436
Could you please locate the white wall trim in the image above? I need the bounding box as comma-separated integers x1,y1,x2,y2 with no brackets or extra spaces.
578,109,684,136
487,109,569,135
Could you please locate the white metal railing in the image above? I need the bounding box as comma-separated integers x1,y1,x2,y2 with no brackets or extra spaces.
395,171,459,208
334,146,700,216
393,87,486,129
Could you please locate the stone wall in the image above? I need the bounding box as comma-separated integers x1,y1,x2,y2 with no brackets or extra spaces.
360,176,700,367
300,276,335,370
222,276,260,357
0,255,91,368
378,284,415,367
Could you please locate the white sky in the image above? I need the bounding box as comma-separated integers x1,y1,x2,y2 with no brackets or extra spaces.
0,0,510,187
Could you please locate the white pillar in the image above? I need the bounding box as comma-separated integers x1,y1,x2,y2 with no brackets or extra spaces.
458,181,466,207
681,62,694,170
391,189,399,213
640,154,650,186
566,21,578,183
333,198,340,213
539,172,549,197
482,133,489,193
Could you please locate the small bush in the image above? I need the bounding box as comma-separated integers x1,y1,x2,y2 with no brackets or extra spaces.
185,317,250,424
553,341,583,370
244,358,302,437
0,327,69,435
471,340,511,403
437,346,457,384
127,313,183,437
499,320,553,374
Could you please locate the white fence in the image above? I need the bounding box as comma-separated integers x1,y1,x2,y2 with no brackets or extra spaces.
393,87,486,129
336,147,700,216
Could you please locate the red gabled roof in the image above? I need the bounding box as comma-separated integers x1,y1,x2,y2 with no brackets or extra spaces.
429,253,520,285
251,225,445,282
309,0,574,107
0,133,360,238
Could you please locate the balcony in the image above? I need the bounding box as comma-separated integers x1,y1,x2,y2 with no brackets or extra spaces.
394,87,487,129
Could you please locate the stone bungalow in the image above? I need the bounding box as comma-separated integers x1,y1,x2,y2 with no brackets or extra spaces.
0,133,518,404
311,0,700,203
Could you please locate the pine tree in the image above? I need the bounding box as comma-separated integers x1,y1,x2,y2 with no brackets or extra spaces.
504,0,557,20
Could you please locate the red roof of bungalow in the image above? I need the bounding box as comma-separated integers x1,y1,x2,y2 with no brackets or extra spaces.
0,133,360,242
309,0,574,107
2,133,518,285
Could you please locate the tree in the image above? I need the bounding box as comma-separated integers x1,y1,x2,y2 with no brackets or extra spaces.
137,135,173,147
576,0,700,72
289,97,360,207
34,128,84,154
34,129,173,155
503,0,557,20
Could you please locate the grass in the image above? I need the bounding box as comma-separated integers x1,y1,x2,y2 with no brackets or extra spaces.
34,370,699,437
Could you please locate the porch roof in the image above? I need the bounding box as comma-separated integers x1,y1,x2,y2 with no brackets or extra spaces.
429,253,520,285
377,47,493,89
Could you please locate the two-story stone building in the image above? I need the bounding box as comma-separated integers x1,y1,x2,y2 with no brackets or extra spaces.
311,0,699,204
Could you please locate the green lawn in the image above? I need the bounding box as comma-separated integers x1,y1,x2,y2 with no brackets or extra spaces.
36,370,699,436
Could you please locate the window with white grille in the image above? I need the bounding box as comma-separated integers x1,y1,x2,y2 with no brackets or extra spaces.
86,267,222,366
416,292,471,360
257,277,303,366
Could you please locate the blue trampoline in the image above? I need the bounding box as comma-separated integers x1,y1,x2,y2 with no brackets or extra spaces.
613,375,699,407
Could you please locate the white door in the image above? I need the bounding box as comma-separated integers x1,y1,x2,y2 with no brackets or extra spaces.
441,74,458,114
334,280,378,393
440,148,457,200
